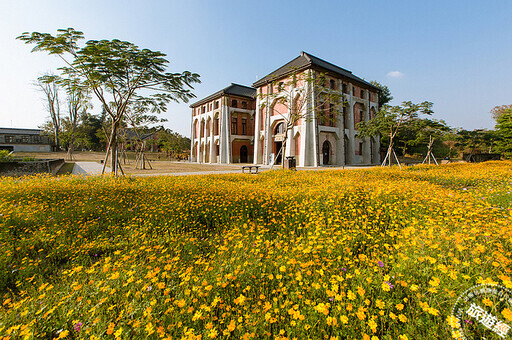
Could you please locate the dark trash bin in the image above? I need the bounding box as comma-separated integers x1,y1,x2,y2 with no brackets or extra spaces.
285,156,296,170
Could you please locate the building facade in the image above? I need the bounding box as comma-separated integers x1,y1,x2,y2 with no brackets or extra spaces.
190,52,381,166
190,84,256,164
0,128,52,152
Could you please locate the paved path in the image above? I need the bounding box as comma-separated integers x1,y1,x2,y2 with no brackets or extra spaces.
71,162,374,177
72,162,110,175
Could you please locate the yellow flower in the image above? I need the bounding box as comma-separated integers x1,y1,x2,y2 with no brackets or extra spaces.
376,300,385,309
314,303,330,315
357,286,365,297
327,316,337,326
429,277,440,287
396,303,404,311
106,323,115,335
339,315,349,324
368,319,377,333
234,294,246,305
447,315,460,328
208,327,218,338
482,298,492,307
145,322,154,335
502,308,512,321
398,314,407,323
227,320,236,332
57,330,69,339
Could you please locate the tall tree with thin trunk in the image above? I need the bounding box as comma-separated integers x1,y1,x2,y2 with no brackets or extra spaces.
60,74,91,160
36,74,61,150
18,28,200,176
357,101,434,167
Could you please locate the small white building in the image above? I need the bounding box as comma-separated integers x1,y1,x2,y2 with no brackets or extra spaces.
0,128,52,152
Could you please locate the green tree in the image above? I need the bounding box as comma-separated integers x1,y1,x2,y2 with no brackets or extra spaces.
18,28,200,175
357,101,434,166
59,72,91,160
157,128,191,160
490,104,512,121
76,112,103,151
396,118,450,157
370,80,393,107
494,108,512,158
35,73,61,150
455,129,498,159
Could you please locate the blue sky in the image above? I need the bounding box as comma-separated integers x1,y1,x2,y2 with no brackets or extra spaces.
1,0,511,137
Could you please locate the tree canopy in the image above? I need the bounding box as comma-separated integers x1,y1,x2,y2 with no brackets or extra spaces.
357,101,434,165
494,107,512,158
370,80,393,107
18,28,200,174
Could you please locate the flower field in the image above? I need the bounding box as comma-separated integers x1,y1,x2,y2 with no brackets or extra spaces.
1,162,512,339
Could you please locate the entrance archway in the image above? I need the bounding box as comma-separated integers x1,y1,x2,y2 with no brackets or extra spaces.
322,141,331,165
240,145,248,163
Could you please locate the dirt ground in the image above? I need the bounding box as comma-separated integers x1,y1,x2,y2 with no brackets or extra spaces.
14,151,244,174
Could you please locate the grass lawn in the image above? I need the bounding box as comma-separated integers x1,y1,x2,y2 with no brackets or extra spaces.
1,162,511,339
13,151,243,174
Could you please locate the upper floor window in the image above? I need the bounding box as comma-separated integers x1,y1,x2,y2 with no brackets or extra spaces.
202,106,206,114
214,101,219,109
360,89,365,99
5,135,14,143
342,84,348,94
241,118,247,135
242,101,247,109
231,100,238,108
231,117,238,134
329,80,336,90
329,104,335,127
214,117,219,135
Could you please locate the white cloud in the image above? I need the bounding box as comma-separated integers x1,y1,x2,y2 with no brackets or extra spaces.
387,71,404,78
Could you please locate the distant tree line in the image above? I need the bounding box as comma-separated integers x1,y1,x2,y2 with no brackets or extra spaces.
39,109,191,159
359,82,512,161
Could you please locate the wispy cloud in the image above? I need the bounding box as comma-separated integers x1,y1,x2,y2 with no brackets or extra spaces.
387,71,404,78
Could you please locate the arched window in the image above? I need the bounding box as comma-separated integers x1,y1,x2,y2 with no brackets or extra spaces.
274,122,285,135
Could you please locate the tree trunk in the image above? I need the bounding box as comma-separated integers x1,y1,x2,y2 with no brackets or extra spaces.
110,121,119,176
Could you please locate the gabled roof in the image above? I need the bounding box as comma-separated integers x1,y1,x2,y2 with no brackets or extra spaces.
190,83,256,108
0,127,43,135
252,51,378,90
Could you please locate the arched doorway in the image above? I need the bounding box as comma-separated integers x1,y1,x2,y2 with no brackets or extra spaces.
322,141,330,165
273,122,285,165
240,145,248,163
